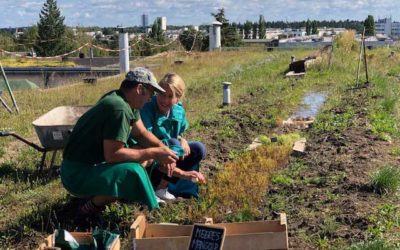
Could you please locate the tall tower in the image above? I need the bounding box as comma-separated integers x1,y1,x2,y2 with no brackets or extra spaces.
141,14,149,28
160,17,167,31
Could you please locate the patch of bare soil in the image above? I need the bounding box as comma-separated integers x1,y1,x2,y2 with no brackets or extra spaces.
269,91,399,249
188,91,277,177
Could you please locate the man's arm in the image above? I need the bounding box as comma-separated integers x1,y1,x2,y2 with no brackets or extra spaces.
131,119,165,148
103,139,178,166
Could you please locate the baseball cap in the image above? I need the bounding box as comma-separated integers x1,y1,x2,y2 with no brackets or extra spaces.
123,67,165,93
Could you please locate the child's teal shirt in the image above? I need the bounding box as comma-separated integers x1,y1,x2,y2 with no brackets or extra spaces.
140,96,188,147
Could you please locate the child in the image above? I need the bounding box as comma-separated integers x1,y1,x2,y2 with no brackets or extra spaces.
140,73,206,203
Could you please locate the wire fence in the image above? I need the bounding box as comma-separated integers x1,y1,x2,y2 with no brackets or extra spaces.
0,32,206,59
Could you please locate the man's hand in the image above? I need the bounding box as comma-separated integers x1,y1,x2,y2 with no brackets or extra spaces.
159,162,177,177
153,146,179,166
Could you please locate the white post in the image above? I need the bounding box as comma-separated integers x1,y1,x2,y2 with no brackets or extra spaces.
215,24,221,50
223,82,232,106
209,21,222,51
119,28,129,73
209,26,214,51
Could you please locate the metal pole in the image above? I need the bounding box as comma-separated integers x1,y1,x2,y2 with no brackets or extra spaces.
328,36,334,68
0,62,19,113
0,94,12,113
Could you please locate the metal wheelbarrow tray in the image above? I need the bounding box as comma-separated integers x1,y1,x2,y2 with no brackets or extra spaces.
1,106,89,171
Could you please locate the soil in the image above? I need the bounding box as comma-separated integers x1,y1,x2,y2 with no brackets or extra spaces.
189,89,398,248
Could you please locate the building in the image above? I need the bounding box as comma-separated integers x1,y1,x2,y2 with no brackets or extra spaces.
159,16,167,31
375,17,400,37
13,28,24,39
317,27,346,37
141,14,149,28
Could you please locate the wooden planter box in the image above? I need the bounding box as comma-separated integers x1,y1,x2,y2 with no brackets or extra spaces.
37,231,120,250
130,213,288,250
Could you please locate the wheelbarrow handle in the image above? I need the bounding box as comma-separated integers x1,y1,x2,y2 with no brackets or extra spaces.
0,130,11,137
0,130,45,152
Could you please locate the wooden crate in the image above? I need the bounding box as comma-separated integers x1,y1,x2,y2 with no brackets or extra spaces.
130,214,288,250
37,231,120,250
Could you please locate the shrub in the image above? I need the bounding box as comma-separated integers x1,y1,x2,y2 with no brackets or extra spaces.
334,31,358,53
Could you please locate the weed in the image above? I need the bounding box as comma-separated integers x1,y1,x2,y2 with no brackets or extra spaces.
317,236,330,249
370,166,400,195
319,216,338,238
288,159,306,177
344,239,392,250
369,111,399,140
325,190,339,203
271,174,294,185
103,203,133,224
227,149,245,160
366,203,400,248
0,146,4,158
390,147,400,157
313,107,355,134
304,176,327,187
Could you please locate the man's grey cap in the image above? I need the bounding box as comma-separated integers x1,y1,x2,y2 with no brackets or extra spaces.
125,67,165,93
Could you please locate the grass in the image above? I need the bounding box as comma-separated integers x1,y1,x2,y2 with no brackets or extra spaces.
370,166,400,195
1,36,400,248
0,48,317,247
0,57,76,67
345,239,393,250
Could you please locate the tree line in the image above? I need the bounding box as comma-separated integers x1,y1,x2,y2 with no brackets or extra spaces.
0,1,376,57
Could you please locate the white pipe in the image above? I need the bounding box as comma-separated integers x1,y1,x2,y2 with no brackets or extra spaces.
223,82,232,105
119,32,129,73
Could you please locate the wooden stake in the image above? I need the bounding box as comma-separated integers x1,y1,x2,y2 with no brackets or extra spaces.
355,28,365,88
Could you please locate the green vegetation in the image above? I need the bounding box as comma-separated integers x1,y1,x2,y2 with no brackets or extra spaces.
0,57,76,67
1,32,400,248
371,166,400,195
364,15,376,36
35,0,67,56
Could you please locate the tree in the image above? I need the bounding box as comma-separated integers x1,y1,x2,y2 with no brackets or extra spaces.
35,0,66,56
210,8,241,47
16,26,38,52
311,21,318,35
149,18,165,43
252,22,258,39
243,21,252,39
305,19,311,35
179,29,208,51
211,8,228,24
258,15,266,39
364,15,375,36
0,33,16,51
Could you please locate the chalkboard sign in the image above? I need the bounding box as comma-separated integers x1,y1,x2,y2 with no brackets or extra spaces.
188,224,226,250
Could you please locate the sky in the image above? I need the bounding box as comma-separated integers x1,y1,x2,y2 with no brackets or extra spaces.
0,0,399,28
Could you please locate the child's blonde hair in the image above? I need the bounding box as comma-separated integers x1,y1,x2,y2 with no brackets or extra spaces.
158,73,186,99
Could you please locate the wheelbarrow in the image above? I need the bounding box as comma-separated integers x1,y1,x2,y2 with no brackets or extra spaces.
0,106,90,171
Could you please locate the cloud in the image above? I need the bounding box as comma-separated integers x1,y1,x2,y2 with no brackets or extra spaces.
1,0,400,28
